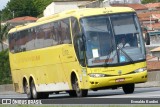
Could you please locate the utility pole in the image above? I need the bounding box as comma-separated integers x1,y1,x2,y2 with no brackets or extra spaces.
0,11,1,34
12,11,14,18
0,11,2,51
8,9,14,19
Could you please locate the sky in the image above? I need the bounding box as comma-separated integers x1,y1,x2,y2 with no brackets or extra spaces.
0,0,10,10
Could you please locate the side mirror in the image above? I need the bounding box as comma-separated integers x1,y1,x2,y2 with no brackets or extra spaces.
75,32,82,39
145,33,150,45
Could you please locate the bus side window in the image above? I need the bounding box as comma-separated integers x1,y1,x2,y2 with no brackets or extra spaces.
57,21,63,44
52,22,59,45
60,19,72,44
63,19,71,44
71,17,80,38
14,32,21,53
35,26,44,49
9,34,15,53
71,17,85,66
26,29,36,51
43,23,53,47
20,30,27,52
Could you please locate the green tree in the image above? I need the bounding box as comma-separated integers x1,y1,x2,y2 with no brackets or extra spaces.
142,0,160,4
0,13,9,51
1,0,54,21
7,0,38,17
33,0,53,17
0,49,12,84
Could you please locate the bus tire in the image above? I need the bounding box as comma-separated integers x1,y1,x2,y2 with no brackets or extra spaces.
122,83,135,94
68,90,77,97
41,93,49,99
30,80,41,99
72,76,88,97
24,81,32,99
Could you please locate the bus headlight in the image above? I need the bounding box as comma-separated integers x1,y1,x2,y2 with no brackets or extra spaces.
134,67,147,73
89,73,106,78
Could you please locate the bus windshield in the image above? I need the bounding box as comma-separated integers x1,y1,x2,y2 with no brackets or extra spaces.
80,13,145,66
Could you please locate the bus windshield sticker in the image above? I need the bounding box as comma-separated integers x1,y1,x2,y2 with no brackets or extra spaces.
92,49,99,58
120,55,126,62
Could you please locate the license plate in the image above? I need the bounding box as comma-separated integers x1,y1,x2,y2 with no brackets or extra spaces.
116,78,125,82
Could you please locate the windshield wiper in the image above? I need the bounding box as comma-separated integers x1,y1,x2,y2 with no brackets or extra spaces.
117,45,134,64
103,45,115,67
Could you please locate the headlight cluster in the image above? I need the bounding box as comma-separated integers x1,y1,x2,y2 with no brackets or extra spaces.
134,67,147,73
89,73,106,78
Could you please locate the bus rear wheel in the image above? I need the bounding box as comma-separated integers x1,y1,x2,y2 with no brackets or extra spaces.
72,76,88,97
24,81,32,99
30,80,41,99
122,83,135,94
30,80,49,99
68,90,77,97
41,93,49,99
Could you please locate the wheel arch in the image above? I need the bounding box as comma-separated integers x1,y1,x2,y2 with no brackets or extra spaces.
70,70,82,89
29,74,37,86
22,76,28,93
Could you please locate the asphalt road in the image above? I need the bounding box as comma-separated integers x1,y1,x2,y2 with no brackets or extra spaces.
1,87,160,98
0,87,160,104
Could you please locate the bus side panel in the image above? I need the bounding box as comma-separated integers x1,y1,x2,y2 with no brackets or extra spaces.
9,46,70,93
59,44,77,89
60,44,89,89
11,70,22,93
10,44,88,93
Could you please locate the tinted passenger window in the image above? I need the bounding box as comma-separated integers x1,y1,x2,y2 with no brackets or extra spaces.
9,34,15,53
14,32,20,53
9,17,74,53
20,30,27,51
26,29,35,51
52,22,59,45
57,21,63,44
43,23,53,47
60,19,71,44
71,17,80,38
35,26,44,49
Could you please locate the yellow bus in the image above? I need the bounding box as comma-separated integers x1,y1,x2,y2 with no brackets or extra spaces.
8,7,148,99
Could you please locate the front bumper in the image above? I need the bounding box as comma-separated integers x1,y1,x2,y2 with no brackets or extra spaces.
88,71,147,89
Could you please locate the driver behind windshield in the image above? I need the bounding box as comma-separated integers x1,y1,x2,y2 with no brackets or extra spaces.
86,32,111,59
87,33,100,58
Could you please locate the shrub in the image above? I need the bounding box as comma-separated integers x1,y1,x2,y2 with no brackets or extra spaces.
0,49,12,84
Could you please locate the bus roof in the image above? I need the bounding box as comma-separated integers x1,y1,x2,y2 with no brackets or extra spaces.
8,7,135,34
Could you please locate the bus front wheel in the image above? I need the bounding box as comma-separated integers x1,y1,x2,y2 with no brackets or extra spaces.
72,76,88,97
122,83,135,94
